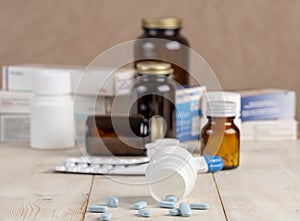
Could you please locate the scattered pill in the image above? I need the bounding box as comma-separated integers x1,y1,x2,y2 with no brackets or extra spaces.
158,201,176,208
190,202,209,210
87,205,108,213
166,195,177,203
133,201,147,210
100,212,112,221
138,209,152,217
169,208,181,216
106,196,119,207
179,203,192,217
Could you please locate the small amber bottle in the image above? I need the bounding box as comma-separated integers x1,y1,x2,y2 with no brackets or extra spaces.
201,101,240,169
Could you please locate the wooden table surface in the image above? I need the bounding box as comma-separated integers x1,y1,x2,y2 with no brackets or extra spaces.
0,141,299,221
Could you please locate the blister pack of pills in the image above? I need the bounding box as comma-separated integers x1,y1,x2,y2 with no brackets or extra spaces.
54,156,150,175
54,155,224,175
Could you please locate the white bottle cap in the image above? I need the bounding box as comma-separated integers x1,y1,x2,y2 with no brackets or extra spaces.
33,70,71,95
206,101,236,117
202,91,241,116
201,91,242,130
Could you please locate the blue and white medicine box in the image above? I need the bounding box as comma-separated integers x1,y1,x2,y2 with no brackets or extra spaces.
176,86,206,142
239,89,296,121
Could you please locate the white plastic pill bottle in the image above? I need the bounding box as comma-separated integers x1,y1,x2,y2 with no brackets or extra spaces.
145,138,180,158
30,70,75,149
145,146,197,201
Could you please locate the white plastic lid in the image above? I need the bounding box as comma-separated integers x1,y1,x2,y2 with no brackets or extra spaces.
202,91,241,116
207,101,236,117
33,70,71,95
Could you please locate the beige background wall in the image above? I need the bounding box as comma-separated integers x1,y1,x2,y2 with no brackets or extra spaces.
0,0,299,119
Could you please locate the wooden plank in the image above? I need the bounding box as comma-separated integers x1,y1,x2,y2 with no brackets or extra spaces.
214,141,300,221
0,143,94,221
84,174,226,221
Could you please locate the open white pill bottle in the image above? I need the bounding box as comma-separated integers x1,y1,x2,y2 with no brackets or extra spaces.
145,146,197,201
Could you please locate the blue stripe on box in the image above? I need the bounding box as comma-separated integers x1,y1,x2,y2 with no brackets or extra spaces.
241,91,295,121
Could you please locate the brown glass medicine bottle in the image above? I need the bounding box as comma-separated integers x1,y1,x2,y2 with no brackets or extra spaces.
85,115,150,156
201,101,240,170
130,62,176,140
134,17,190,86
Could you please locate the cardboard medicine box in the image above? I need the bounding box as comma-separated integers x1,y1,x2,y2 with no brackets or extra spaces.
176,86,206,142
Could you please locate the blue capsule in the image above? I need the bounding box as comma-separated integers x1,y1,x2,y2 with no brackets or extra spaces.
165,195,177,203
169,208,181,216
190,202,210,210
100,212,112,221
204,156,224,172
106,196,119,208
158,201,176,208
179,203,192,217
132,201,147,210
87,205,108,213
138,208,152,217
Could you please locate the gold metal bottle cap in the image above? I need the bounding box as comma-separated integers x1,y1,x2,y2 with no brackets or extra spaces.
137,62,174,75
142,17,182,29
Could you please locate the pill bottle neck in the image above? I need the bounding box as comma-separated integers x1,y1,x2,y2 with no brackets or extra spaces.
207,116,235,126
138,74,170,82
143,28,180,37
